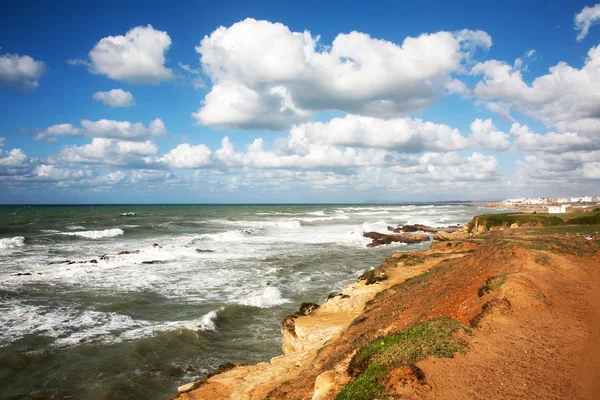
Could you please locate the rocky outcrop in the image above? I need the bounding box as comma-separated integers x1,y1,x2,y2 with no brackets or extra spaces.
281,302,320,338
363,232,430,247
358,268,388,285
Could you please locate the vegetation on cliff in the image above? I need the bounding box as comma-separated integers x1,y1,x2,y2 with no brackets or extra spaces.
335,318,470,400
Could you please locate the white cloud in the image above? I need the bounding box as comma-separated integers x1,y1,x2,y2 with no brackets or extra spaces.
0,53,45,91
92,89,135,107
82,25,173,83
38,119,166,141
193,18,491,129
510,123,597,153
286,114,469,152
575,4,600,41
0,147,34,176
470,44,600,134
0,138,5,147
35,164,89,181
469,118,511,151
53,138,158,166
159,143,212,168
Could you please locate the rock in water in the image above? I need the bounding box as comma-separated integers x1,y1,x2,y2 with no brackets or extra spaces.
363,232,430,247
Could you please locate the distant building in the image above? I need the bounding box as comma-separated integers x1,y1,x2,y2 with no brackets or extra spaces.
548,205,567,214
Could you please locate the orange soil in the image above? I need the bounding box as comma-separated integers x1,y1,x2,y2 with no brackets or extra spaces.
177,229,600,400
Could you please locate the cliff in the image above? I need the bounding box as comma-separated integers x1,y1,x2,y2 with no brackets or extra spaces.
175,223,600,400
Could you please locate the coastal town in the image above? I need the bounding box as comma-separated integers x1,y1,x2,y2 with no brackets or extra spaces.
490,196,600,214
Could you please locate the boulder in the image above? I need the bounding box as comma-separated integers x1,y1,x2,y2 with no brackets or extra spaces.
364,232,430,247
358,268,388,285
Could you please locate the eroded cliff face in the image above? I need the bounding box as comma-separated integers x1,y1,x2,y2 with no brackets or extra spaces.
175,230,600,400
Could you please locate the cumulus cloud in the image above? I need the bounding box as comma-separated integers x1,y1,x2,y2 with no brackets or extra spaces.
92,89,135,107
53,138,158,166
38,118,166,141
159,143,212,168
35,164,90,181
75,25,173,84
285,115,469,152
0,147,35,176
469,118,511,151
470,44,600,134
575,4,600,41
510,123,598,153
193,18,491,129
0,53,45,91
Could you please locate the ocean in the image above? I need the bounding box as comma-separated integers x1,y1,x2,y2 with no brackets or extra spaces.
0,203,496,399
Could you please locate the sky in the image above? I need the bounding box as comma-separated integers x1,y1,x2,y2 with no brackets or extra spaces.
1,0,599,203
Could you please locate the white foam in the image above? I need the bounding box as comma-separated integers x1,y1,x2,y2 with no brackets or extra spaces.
66,225,85,230
308,211,326,216
0,236,25,250
120,212,136,216
61,228,124,239
296,215,350,222
361,220,390,234
0,302,223,347
237,287,290,308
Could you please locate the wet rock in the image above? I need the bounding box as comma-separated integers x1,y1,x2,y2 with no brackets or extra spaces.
100,254,109,261
196,249,215,253
387,226,402,233
401,225,418,232
281,302,320,338
153,243,162,248
14,272,32,276
141,260,166,265
118,250,140,255
358,268,388,285
49,260,71,265
364,232,430,247
89,259,97,264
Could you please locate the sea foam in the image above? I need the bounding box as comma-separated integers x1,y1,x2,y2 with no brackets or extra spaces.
61,228,124,239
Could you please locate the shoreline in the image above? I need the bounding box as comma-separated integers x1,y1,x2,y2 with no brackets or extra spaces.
175,221,600,400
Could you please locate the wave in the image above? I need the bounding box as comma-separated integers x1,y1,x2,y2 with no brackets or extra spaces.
307,211,326,216
66,225,85,230
237,287,290,308
208,219,302,230
40,229,61,233
60,228,124,239
296,215,350,222
0,302,222,348
0,236,25,250
120,212,136,216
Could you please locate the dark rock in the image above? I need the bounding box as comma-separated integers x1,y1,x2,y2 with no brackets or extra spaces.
341,294,350,299
100,254,109,261
118,250,140,255
153,243,162,248
327,292,343,300
363,232,430,247
89,259,97,264
387,226,402,233
196,249,215,253
14,272,32,276
358,268,388,285
141,260,165,265
401,225,418,232
280,302,320,338
49,260,71,265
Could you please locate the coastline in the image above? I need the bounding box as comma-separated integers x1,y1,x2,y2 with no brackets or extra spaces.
175,221,600,400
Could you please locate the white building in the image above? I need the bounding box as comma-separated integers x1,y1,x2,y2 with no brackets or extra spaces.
548,205,567,214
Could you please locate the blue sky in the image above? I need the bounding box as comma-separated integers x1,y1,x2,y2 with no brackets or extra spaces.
1,0,599,203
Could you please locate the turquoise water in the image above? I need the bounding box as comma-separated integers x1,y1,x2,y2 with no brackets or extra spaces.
0,203,493,399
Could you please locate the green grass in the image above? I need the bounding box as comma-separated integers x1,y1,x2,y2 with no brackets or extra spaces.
467,213,563,233
336,318,470,400
478,274,509,297
532,225,600,235
562,213,600,225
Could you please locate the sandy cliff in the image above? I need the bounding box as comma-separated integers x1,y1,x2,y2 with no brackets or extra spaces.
175,226,600,400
